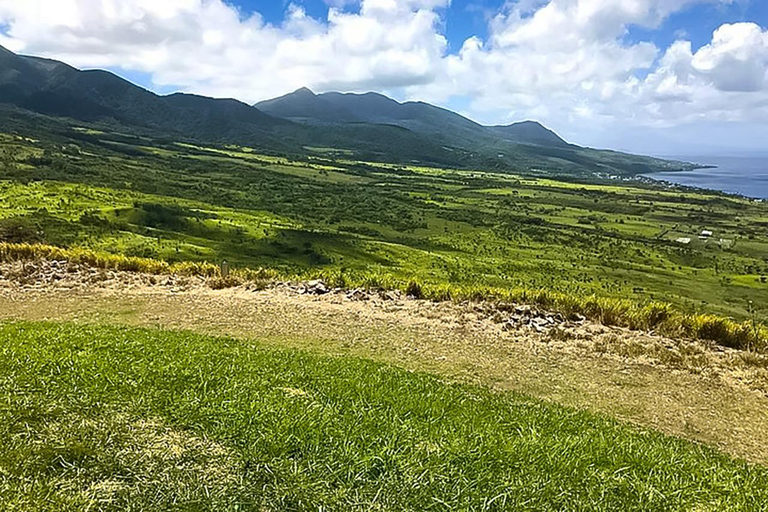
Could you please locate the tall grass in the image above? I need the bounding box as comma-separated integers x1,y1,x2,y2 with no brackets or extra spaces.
0,242,219,276
2,242,766,351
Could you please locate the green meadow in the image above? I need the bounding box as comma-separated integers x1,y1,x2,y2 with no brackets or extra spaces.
2,322,767,510
1,127,767,323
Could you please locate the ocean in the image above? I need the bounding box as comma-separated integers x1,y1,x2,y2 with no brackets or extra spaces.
643,156,768,200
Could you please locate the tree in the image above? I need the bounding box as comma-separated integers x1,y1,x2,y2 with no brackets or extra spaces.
0,147,17,171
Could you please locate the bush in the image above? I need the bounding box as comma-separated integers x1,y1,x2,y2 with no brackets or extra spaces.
405,280,423,299
208,275,244,290
0,218,43,244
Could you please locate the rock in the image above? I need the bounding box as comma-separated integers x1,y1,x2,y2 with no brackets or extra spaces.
309,281,329,295
515,305,532,315
346,289,370,301
381,290,400,301
294,280,331,295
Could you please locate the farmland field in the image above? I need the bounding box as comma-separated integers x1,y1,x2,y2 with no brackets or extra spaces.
1,126,767,322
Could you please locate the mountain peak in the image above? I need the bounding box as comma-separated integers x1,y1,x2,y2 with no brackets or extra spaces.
293,86,316,97
511,120,544,128
489,121,569,148
255,86,362,123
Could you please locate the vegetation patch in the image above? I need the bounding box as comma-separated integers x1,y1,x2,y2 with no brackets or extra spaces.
1,128,767,348
1,321,767,510
1,242,766,351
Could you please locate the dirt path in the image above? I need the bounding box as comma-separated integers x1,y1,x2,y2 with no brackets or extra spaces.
2,260,768,464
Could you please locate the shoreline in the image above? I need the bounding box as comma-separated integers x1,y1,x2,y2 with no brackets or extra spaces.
640,162,767,201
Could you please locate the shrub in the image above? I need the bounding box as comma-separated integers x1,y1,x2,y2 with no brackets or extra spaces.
405,280,423,299
0,218,44,244
208,275,244,290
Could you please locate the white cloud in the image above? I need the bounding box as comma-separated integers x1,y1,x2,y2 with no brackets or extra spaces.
692,22,768,93
0,0,449,100
632,22,768,129
0,0,767,152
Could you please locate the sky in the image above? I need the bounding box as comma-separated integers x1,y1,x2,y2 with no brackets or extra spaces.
1,0,768,156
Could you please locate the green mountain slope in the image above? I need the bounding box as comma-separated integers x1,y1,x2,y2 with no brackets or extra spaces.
0,47,289,146
256,87,695,175
0,45,694,176
489,121,571,148
258,88,507,147
257,88,567,148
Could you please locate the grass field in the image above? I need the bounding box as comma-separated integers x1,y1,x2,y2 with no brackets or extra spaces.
2,120,768,509
1,127,767,327
1,321,767,510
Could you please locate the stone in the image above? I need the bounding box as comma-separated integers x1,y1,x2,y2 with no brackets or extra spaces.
346,289,370,301
515,304,532,315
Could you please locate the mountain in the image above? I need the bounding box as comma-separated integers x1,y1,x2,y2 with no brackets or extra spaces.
258,88,510,148
256,88,570,149
0,46,289,146
0,45,694,176
255,87,362,124
489,121,570,148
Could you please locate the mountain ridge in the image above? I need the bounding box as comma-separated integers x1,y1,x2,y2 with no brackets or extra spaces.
0,45,694,176
256,87,570,149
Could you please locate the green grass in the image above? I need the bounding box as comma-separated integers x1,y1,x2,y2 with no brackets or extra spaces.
1,126,768,322
3,242,766,351
1,321,767,511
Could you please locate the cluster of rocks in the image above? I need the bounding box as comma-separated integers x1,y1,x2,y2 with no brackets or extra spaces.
295,280,332,295
502,304,586,333
345,288,402,302
0,260,88,288
289,279,403,302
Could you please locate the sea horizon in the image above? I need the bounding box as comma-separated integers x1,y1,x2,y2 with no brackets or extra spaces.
642,155,768,200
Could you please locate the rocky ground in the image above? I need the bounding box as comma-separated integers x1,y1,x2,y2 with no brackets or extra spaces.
2,259,768,463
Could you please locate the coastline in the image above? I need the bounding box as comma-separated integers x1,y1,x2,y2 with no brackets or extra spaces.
640,157,768,200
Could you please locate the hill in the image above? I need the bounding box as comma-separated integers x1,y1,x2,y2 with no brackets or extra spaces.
489,120,571,148
0,46,295,149
257,87,691,175
257,87,569,148
0,45,694,176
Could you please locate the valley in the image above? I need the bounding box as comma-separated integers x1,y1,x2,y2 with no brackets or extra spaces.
1,126,766,325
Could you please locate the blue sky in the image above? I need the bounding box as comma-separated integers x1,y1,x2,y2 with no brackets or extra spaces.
242,0,499,51
626,1,766,50
2,0,768,154
240,0,768,56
